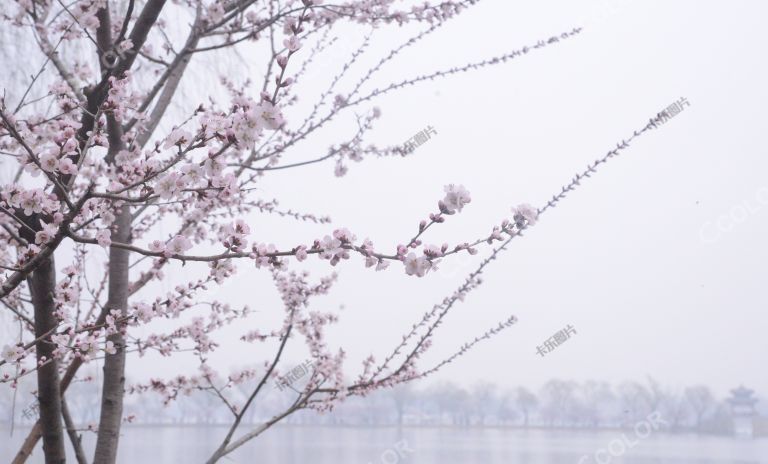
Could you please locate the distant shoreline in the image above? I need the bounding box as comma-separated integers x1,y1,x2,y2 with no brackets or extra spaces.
2,422,766,438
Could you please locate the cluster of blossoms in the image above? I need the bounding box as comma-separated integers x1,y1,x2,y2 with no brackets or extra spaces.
219,219,251,252
404,251,433,277
439,183,472,214
209,258,237,283
102,73,143,122
1,185,60,217
162,128,194,150
108,181,538,284
229,98,285,149
128,366,210,404
162,164,227,200
49,80,80,112
311,0,470,26
1,344,25,364
147,235,193,257
51,330,109,361
315,228,355,265
361,238,390,271
35,221,59,245
53,265,81,318
142,97,286,205
512,203,538,227
44,319,121,363
55,0,101,34
36,135,79,176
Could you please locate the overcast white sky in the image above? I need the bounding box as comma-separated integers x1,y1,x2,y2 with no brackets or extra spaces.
4,0,768,398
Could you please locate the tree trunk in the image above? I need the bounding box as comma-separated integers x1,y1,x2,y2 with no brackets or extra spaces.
28,257,67,464
92,206,131,463
93,113,132,463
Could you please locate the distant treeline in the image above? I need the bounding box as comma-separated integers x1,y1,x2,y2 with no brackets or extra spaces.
2,374,765,436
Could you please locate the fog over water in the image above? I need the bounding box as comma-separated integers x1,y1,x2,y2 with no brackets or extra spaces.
4,426,768,464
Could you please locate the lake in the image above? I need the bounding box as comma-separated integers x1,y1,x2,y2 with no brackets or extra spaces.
2,425,767,463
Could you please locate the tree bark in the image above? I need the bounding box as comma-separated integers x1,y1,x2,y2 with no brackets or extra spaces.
92,111,132,464
28,257,67,464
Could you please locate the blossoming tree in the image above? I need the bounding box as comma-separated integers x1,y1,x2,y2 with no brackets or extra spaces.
0,0,666,463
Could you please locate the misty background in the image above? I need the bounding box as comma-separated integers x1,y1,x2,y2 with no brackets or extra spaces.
1,0,767,461
88,0,768,397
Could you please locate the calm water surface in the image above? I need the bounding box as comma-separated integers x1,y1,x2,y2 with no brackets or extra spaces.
2,426,767,463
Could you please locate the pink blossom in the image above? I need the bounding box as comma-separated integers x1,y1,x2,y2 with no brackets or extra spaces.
423,244,443,258
134,303,154,323
38,150,60,172
209,259,235,283
35,222,58,245
148,240,166,253
206,3,225,23
167,235,192,255
96,230,112,248
221,220,250,252
58,157,78,175
232,108,264,148
334,160,347,177
118,39,133,52
179,163,203,186
283,17,298,35
284,35,301,52
155,172,183,199
163,128,193,150
254,102,285,130
404,252,431,277
1,344,24,363
440,184,471,214
105,341,117,355
332,228,356,243
512,203,538,226
318,235,349,265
